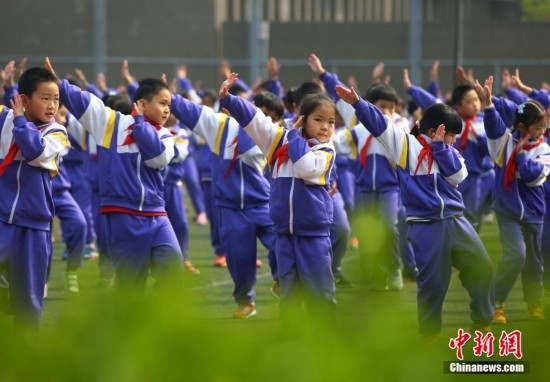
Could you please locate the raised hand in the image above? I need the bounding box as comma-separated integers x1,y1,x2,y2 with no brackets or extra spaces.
177,65,187,79
501,69,512,90
267,57,280,79
10,93,24,117
372,62,385,84
307,53,325,75
219,60,231,78
383,75,391,85
161,73,168,84
291,115,305,130
97,73,107,92
474,76,494,108
74,68,88,85
516,134,531,153
2,61,15,86
403,69,412,90
432,124,446,142
133,101,145,116
430,60,440,82
44,57,58,78
510,68,532,94
347,75,358,90
456,66,471,85
219,72,238,99
16,58,27,78
169,78,177,94
121,59,134,85
335,84,360,105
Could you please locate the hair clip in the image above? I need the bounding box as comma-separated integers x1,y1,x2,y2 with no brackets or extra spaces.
517,103,525,114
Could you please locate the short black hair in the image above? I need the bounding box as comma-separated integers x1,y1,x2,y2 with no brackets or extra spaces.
293,81,323,108
419,103,463,135
201,88,218,102
103,93,132,114
253,91,285,120
513,100,547,131
133,78,169,102
451,84,476,106
364,83,399,104
228,84,247,97
18,67,59,97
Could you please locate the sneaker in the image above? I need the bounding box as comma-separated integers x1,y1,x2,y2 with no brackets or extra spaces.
84,244,98,260
256,260,263,268
335,275,354,288
213,255,227,267
184,261,200,274
195,212,208,226
65,271,80,294
493,307,507,325
271,280,281,299
528,303,545,320
350,236,359,249
388,269,404,291
232,303,256,319
43,283,48,300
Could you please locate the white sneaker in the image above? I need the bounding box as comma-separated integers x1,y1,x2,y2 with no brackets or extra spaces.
388,269,404,291
65,272,80,294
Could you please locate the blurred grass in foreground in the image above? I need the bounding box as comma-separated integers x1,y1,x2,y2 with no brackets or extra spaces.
0,209,548,381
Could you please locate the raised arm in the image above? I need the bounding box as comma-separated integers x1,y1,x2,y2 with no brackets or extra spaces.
404,69,439,111
430,124,467,187
476,76,508,162
9,95,68,173
266,57,282,98
336,84,406,167
2,60,16,106
131,102,175,169
426,60,440,98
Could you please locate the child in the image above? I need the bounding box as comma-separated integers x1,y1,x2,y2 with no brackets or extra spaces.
309,53,407,290
405,69,494,232
170,86,279,318
476,76,550,324
219,73,337,313
0,66,68,327
49,58,184,292
335,84,494,338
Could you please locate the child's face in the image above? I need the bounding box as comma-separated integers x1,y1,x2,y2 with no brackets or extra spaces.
455,90,481,118
518,119,547,140
142,88,171,125
22,81,59,123
373,99,396,117
55,105,68,126
303,103,335,143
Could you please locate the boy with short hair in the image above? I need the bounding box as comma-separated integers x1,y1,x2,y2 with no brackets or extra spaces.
0,66,68,327
48,58,183,292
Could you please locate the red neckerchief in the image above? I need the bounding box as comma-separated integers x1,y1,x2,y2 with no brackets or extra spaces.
504,136,544,192
359,134,374,171
0,119,54,176
121,111,163,146
223,136,239,178
271,134,316,172
414,135,434,176
457,115,476,153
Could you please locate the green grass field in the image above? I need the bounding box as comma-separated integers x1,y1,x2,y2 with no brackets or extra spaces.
1,209,549,381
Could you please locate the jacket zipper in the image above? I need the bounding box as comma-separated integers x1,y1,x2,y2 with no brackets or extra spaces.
137,153,145,211
434,173,445,219
239,159,244,210
8,161,23,224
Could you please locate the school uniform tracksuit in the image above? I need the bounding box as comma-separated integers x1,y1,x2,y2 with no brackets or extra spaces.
59,80,182,291
351,98,494,336
408,85,494,231
170,95,277,305
484,106,550,306
219,93,336,308
0,106,68,326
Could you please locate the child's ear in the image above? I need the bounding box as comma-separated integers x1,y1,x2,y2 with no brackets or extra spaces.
517,122,526,133
20,94,30,108
426,127,436,137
